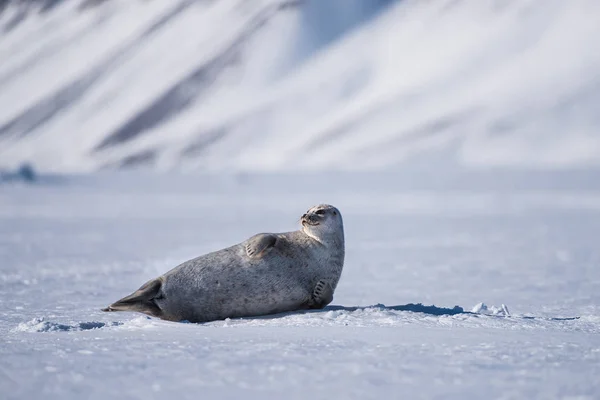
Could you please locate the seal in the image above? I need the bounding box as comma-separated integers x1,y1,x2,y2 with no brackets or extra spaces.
102,204,345,323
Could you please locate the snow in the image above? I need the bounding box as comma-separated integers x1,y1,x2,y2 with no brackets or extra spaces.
1,170,600,399
1,1,600,398
1,0,600,172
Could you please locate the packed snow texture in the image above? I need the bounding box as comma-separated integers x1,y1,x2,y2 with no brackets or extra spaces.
1,0,600,172
1,171,600,399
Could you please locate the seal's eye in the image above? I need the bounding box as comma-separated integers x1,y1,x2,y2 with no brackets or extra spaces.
315,209,325,215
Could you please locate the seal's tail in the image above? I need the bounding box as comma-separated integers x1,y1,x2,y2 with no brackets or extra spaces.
102,277,163,318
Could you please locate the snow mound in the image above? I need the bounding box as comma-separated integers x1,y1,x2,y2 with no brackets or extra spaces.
471,302,511,316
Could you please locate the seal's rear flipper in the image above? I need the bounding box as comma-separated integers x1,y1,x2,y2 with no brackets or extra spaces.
102,277,163,318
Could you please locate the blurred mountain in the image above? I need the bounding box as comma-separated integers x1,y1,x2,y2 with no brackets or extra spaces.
1,0,599,172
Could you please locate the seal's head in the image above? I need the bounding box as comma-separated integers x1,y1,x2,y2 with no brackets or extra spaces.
301,204,344,244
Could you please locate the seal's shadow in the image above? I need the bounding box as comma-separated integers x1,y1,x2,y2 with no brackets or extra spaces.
243,303,580,322
248,303,466,320
325,303,465,315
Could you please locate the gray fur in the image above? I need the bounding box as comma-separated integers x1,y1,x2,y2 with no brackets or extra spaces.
102,204,345,323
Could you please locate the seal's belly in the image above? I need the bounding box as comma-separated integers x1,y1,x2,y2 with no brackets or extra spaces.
204,273,309,321
162,260,311,322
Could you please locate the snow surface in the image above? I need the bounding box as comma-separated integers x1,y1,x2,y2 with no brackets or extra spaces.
1,1,600,398
1,170,600,399
1,0,600,172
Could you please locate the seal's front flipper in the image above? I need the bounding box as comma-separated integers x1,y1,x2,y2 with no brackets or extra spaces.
307,279,334,309
245,233,278,258
102,277,163,318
